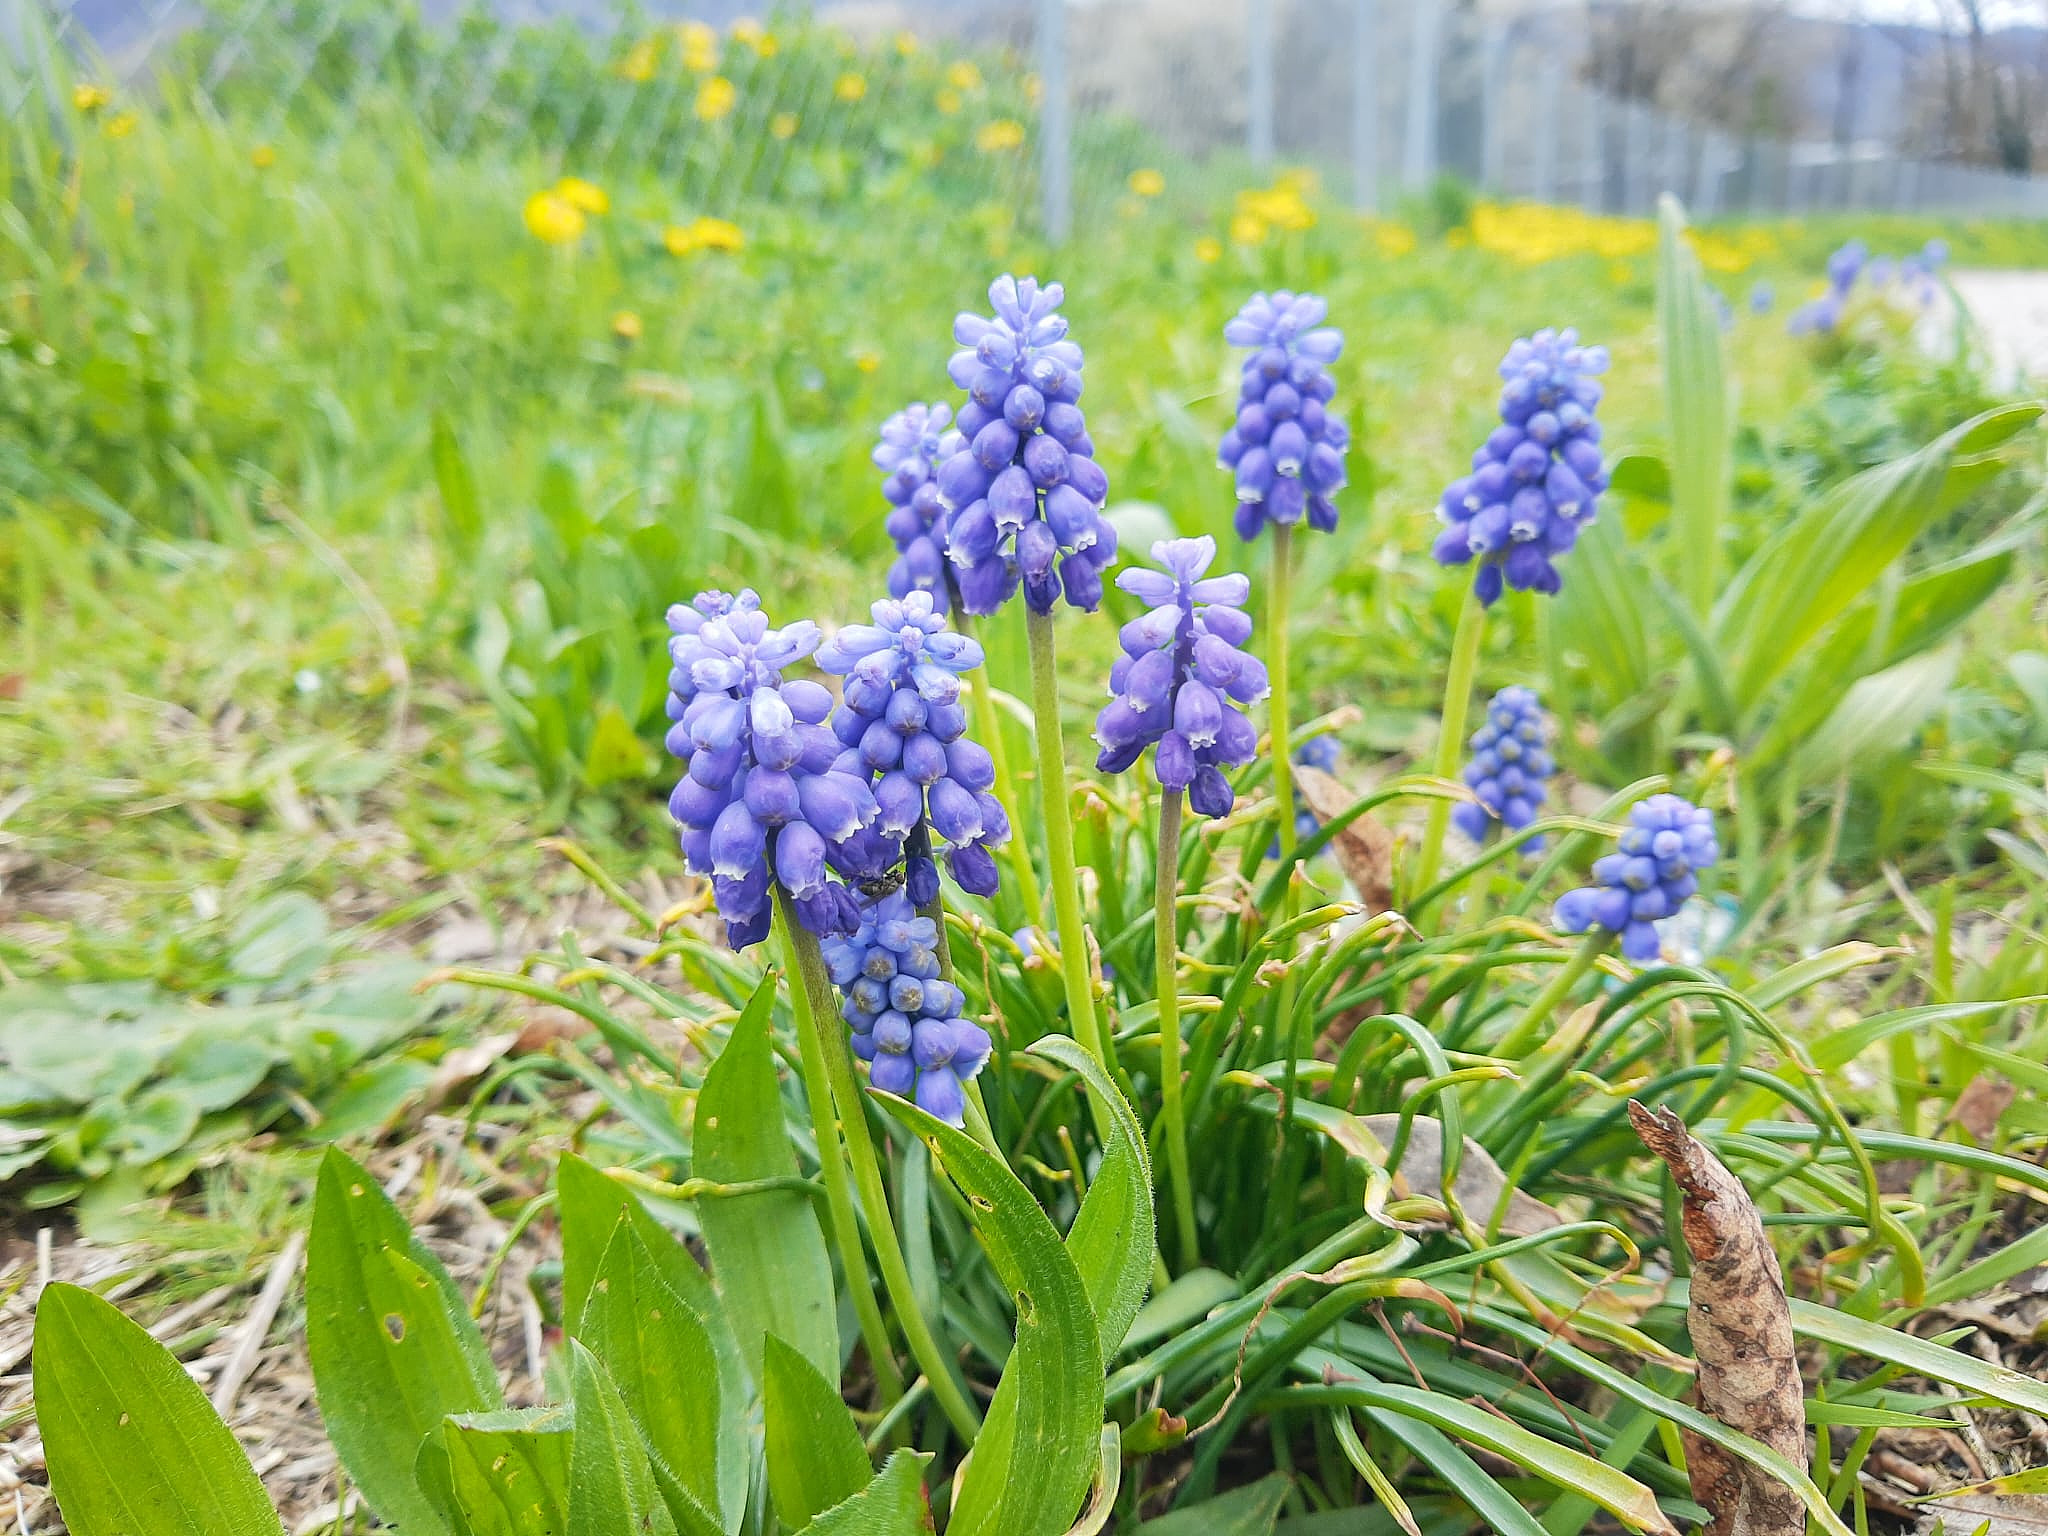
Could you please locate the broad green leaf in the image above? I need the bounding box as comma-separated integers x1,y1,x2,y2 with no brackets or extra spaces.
430,412,482,551
1137,1473,1290,1534
429,1408,573,1536
565,1341,686,1536
306,1148,503,1535
882,1095,1102,1536
763,1333,871,1530
34,1283,285,1536
1794,648,1959,781
582,700,653,789
579,1217,734,1535
1030,1035,1153,1353
1656,195,1730,619
695,974,837,1384
806,1450,931,1536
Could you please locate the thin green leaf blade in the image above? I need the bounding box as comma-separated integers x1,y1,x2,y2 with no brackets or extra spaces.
34,1284,285,1536
1656,195,1730,619
763,1333,872,1530
1137,1473,1292,1535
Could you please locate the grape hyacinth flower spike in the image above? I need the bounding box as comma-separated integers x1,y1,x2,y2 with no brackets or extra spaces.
1094,535,1267,818
816,590,1011,902
937,275,1116,615
1451,686,1555,852
822,891,992,1125
1433,328,1609,606
1554,793,1719,962
1216,290,1349,541
1273,734,1341,854
875,402,966,613
663,589,881,948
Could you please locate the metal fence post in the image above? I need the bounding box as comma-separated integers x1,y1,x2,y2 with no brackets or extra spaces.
1248,0,1274,167
1479,23,1508,193
1402,0,1441,188
1533,54,1560,204
1038,0,1070,242
1351,0,1377,209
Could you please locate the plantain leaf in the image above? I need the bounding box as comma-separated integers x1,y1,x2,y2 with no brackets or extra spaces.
430,412,482,552
763,1333,872,1530
806,1449,932,1536
1793,648,1958,781
881,1094,1102,1536
1655,195,1731,620
34,1283,285,1536
695,973,837,1385
306,1147,503,1535
428,1408,574,1536
565,1341,686,1536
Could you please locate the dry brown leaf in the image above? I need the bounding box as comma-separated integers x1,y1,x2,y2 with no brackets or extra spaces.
1955,1073,2016,1144
1294,764,1394,914
1358,1112,1565,1239
427,1030,521,1107
1629,1101,1807,1536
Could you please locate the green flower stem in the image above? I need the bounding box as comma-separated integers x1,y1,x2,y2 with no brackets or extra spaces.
1154,788,1200,1269
776,903,904,1411
775,888,982,1444
954,610,1045,934
1024,604,1109,1068
1412,583,1487,908
1268,526,1299,870
1494,928,1610,1062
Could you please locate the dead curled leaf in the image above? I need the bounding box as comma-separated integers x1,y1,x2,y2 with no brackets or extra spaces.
1358,1113,1564,1239
1294,764,1394,914
1629,1101,1807,1536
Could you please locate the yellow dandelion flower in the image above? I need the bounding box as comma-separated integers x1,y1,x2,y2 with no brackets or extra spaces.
695,75,737,122
936,87,961,115
613,310,643,341
1229,211,1267,246
834,72,867,102
770,111,799,140
104,111,137,139
1128,167,1164,198
895,30,919,56
617,37,659,82
753,31,778,57
689,216,744,252
1607,260,1635,284
555,176,608,214
677,21,719,71
251,143,276,169
946,60,982,91
974,118,1025,153
1467,201,1653,264
855,348,882,373
71,82,110,112
1370,220,1416,257
1194,235,1223,263
524,190,586,245
729,17,764,49
663,223,698,257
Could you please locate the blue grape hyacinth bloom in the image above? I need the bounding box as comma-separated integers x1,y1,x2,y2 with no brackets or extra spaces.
822,890,993,1125
1216,291,1349,540
1433,328,1609,605
816,590,1010,903
1094,535,1267,818
936,275,1117,615
875,402,966,613
1271,734,1340,855
1554,793,1718,962
1451,686,1554,852
664,589,880,948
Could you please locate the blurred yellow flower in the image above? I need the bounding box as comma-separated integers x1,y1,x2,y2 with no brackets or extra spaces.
677,21,719,71
613,310,643,341
695,75,737,121
1233,177,1314,236
1686,225,1776,273
251,143,276,169
834,72,867,102
770,111,799,140
1229,212,1267,246
1469,201,1652,264
524,190,586,245
1024,73,1044,105
1369,220,1415,257
975,118,1025,153
665,216,745,256
1195,236,1223,263
555,176,609,214
855,348,882,373
946,60,983,91
895,31,919,56
71,82,110,112
936,88,961,115
1446,227,1471,249
730,18,775,55
104,111,137,139
1608,260,1635,284
1128,167,1164,197
617,37,659,82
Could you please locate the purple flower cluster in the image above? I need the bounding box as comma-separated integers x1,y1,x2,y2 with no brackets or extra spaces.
1216,291,1349,541
822,891,993,1125
1789,236,1947,336
817,591,1009,904
1433,328,1609,605
1554,793,1718,962
1451,686,1554,852
1271,734,1341,856
876,403,966,613
1094,536,1266,818
665,591,880,948
935,276,1116,615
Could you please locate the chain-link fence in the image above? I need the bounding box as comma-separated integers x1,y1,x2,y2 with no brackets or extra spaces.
9,0,2048,231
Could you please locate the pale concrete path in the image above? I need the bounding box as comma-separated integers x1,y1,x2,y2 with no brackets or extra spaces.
1919,270,2048,390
